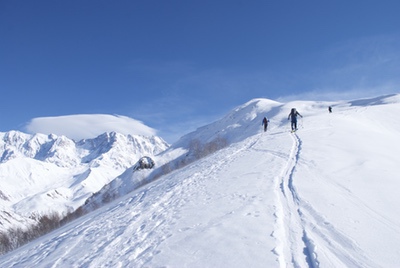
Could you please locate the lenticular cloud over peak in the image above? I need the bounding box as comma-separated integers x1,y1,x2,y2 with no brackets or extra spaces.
25,114,157,140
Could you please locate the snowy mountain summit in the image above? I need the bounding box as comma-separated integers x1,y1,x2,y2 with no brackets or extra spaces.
1,94,400,267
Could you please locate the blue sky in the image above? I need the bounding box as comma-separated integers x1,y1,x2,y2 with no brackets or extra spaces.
1,1,399,143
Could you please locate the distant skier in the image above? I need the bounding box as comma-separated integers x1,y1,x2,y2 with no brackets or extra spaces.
328,106,332,113
288,108,303,131
262,117,269,132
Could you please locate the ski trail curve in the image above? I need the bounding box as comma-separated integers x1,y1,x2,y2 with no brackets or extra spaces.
272,132,379,268
273,133,319,268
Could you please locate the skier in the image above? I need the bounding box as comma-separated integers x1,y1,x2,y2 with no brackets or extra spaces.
288,108,303,132
328,106,332,113
262,117,269,132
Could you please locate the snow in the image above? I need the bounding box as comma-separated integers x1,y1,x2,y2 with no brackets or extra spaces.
1,94,400,267
25,114,157,140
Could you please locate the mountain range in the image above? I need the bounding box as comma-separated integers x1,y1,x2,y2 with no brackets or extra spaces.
0,131,168,234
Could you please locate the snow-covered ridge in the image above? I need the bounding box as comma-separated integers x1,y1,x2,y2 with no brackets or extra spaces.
172,98,283,149
92,93,400,207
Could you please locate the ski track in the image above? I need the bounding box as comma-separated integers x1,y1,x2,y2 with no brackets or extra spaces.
272,131,381,268
273,131,319,268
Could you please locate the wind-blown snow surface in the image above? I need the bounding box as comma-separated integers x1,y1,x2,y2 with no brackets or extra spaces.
1,94,400,267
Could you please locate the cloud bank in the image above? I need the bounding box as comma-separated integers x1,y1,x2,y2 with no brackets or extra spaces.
25,114,157,140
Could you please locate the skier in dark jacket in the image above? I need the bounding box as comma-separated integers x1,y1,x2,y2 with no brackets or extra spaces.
288,108,302,131
262,117,269,132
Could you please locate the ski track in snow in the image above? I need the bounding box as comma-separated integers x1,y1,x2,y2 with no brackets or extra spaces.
273,131,318,268
273,131,380,268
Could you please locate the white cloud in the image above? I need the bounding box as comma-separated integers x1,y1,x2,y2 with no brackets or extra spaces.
25,114,157,140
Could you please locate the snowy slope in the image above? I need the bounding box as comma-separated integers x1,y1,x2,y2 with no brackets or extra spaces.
0,131,169,233
1,94,400,267
79,98,283,210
